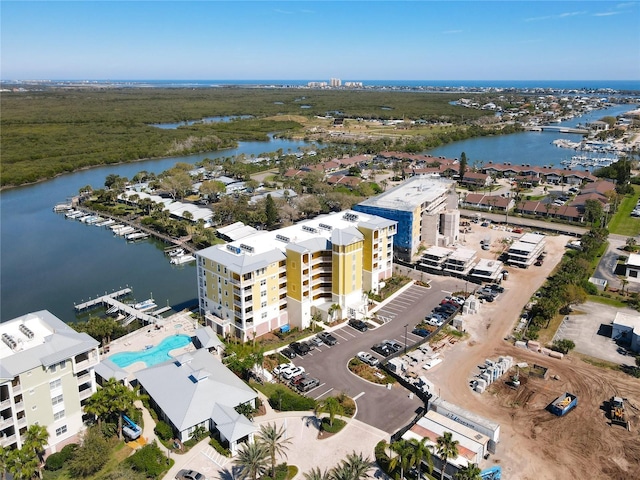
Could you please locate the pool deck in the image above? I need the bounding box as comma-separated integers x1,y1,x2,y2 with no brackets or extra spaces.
104,311,200,377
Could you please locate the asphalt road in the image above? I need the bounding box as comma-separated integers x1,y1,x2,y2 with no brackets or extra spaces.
290,277,461,434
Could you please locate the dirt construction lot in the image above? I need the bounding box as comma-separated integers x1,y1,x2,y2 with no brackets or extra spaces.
425,225,640,480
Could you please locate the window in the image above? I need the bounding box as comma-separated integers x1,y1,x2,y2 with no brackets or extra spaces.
52,394,64,406
49,379,61,390
261,290,267,297
260,279,266,286
58,361,66,370
55,425,67,436
54,410,65,421
261,312,268,319
261,301,267,308
48,365,57,373
217,264,220,272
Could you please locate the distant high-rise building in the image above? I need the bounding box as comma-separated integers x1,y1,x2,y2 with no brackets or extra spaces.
330,78,342,87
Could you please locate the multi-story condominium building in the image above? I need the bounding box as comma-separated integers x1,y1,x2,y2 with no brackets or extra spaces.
353,176,459,261
506,233,546,268
0,311,99,453
196,210,397,341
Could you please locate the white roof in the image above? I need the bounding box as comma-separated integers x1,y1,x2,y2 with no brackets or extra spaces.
356,175,454,212
424,246,453,259
519,232,546,245
449,248,476,262
135,349,256,433
472,258,503,273
613,312,640,331
627,253,640,268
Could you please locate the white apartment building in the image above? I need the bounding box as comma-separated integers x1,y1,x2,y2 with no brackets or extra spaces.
0,311,100,453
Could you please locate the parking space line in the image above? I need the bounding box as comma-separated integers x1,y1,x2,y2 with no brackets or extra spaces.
333,330,353,340
353,392,365,401
314,387,333,400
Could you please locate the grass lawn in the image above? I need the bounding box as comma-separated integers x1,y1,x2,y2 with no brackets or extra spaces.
536,312,566,346
587,294,628,308
608,185,640,236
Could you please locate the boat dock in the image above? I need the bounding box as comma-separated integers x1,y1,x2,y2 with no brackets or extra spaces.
74,288,132,311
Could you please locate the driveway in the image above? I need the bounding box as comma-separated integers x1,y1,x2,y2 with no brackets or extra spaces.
552,301,637,366
290,278,461,433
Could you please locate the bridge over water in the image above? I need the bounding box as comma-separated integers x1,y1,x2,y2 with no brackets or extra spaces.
525,126,589,134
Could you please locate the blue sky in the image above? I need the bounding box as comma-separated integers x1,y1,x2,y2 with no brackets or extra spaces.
2,1,639,80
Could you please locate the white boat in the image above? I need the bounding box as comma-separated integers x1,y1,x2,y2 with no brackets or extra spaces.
54,203,73,212
110,224,125,231
168,248,184,257
134,299,157,311
126,231,149,241
115,226,135,236
96,219,115,227
170,254,195,265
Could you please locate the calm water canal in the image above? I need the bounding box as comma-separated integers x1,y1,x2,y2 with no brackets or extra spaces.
0,137,310,322
0,104,632,322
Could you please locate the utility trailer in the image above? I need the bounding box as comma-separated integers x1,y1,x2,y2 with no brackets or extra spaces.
610,396,630,431
548,392,578,416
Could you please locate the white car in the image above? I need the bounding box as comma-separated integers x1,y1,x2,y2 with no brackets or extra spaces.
282,366,305,380
273,363,294,376
357,351,380,366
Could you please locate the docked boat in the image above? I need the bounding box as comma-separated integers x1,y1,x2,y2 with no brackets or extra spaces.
170,254,195,265
115,226,136,236
134,299,158,311
168,248,185,257
54,203,73,212
96,219,115,227
125,231,150,241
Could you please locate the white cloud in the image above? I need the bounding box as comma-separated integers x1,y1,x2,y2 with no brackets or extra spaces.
525,11,587,22
593,11,623,16
442,29,462,34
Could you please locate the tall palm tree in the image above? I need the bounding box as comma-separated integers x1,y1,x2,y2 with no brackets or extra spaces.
235,441,269,480
257,423,291,478
455,463,483,480
436,432,459,480
389,439,415,480
84,388,109,428
341,451,373,480
24,424,49,478
303,467,331,480
409,437,433,479
315,396,343,427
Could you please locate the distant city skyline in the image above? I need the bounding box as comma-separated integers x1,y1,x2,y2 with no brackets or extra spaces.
2,1,639,81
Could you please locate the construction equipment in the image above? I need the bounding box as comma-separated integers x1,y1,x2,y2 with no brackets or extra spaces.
548,392,578,416
610,396,630,431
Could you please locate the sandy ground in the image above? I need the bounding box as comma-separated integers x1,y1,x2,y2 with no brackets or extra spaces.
426,225,640,480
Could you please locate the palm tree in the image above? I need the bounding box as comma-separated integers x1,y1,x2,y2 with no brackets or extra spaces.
6,448,39,480
389,439,415,480
84,388,109,428
24,424,49,478
436,432,459,480
257,423,291,478
341,451,373,480
315,396,343,428
235,441,269,480
304,467,331,480
454,463,483,480
97,378,141,440
409,437,433,479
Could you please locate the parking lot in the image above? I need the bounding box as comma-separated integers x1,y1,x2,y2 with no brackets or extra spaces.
273,276,463,433
552,301,637,366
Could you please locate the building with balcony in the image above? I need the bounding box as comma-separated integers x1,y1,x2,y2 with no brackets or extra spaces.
506,233,546,268
353,176,458,261
195,210,396,341
0,311,99,453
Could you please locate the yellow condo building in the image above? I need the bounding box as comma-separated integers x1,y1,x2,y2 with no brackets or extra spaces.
196,210,397,341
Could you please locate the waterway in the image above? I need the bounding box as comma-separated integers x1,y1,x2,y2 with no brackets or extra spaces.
427,104,634,167
0,136,311,322
0,104,634,322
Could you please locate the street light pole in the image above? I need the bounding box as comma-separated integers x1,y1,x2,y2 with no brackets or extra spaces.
404,324,408,354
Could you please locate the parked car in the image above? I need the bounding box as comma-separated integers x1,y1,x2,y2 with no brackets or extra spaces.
349,319,369,332
176,470,206,480
272,363,294,376
479,294,495,302
489,284,504,293
317,332,337,345
412,328,430,337
426,317,444,327
383,339,403,352
282,366,305,380
372,343,394,357
297,377,320,392
280,347,297,359
357,351,380,366
309,336,324,347
290,342,311,356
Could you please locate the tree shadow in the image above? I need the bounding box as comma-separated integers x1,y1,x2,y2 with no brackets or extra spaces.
302,414,321,431
218,465,243,480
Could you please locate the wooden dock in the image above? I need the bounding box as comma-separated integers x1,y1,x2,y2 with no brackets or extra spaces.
74,288,132,311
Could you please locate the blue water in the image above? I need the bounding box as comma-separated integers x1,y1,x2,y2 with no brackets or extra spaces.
0,137,312,322
150,115,253,129
109,334,191,368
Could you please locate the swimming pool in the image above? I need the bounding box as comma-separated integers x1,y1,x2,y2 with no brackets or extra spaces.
109,334,192,368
